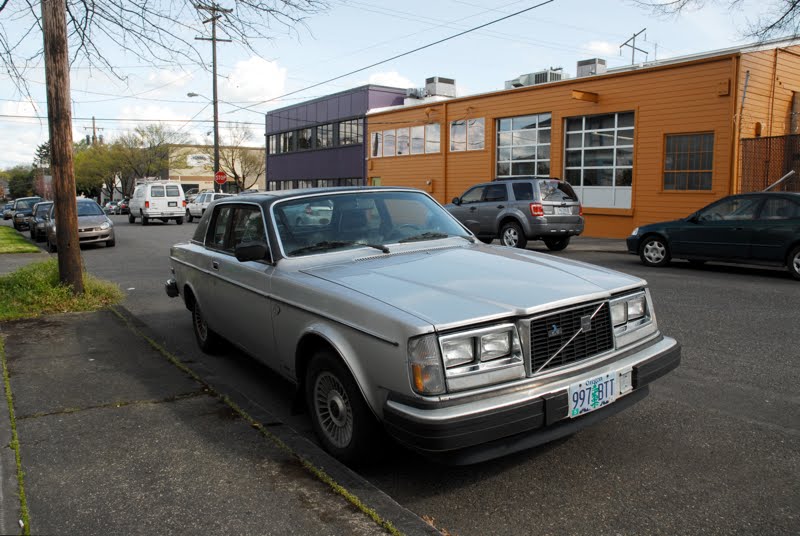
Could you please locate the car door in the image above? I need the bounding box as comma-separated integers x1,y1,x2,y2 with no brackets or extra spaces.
205,203,276,361
670,195,763,260
449,185,486,235
749,196,800,263
190,194,206,216
479,183,509,235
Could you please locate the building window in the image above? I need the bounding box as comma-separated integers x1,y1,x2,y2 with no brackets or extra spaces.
297,128,312,150
268,135,278,155
564,111,634,209
496,113,551,178
450,118,485,152
425,123,440,153
410,126,425,154
663,133,714,190
371,131,382,157
279,132,293,153
396,127,410,156
383,129,396,157
339,119,363,145
315,124,334,149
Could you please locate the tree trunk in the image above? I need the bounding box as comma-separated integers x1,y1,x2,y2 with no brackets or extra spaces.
42,0,84,294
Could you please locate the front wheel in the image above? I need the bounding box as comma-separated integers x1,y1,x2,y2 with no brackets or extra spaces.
639,236,671,267
544,236,571,251
501,222,527,249
128,214,136,224
187,210,193,223
305,351,379,464
788,245,800,281
106,238,116,248
46,237,56,253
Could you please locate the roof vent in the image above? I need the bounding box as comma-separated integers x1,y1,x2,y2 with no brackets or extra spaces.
576,58,607,78
505,68,568,89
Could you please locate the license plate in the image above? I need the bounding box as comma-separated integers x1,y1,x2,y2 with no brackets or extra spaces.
568,373,617,418
555,206,572,215
168,201,177,207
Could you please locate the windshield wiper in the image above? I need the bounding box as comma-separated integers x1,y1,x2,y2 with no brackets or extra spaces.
289,240,389,255
398,232,454,243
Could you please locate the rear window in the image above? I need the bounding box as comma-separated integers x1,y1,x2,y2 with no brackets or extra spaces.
536,180,578,202
166,185,181,197
151,186,165,197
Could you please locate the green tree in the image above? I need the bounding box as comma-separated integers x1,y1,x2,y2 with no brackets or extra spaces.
74,143,113,198
6,165,35,198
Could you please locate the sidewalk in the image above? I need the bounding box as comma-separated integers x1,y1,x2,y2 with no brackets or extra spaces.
0,310,439,536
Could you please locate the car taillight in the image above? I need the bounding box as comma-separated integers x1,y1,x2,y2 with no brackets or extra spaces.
182,200,187,207
145,201,150,209
579,204,583,216
529,203,544,217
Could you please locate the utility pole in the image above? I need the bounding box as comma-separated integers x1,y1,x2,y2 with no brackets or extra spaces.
620,28,648,66
41,0,84,294
83,116,104,145
195,2,231,193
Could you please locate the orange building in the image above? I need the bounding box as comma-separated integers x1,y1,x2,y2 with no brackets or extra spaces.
366,39,800,238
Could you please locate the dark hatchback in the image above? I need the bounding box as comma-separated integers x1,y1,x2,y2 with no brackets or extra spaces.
627,192,800,280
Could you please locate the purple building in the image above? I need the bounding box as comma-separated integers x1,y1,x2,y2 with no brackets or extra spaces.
265,85,406,189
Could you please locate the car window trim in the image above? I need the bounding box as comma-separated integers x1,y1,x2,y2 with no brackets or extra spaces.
205,201,273,263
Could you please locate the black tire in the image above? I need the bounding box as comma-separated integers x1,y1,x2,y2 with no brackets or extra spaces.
46,237,56,253
30,228,35,240
305,350,379,464
187,210,193,223
106,238,116,248
544,236,571,251
478,236,494,244
128,214,136,224
191,300,221,353
175,217,183,225
639,235,671,267
141,212,149,226
787,245,800,281
501,222,527,249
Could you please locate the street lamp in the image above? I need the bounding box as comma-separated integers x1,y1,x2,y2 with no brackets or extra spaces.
187,91,221,193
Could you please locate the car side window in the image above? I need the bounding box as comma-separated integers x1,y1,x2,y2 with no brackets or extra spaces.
209,206,234,250
512,183,534,200
759,198,800,220
484,184,508,202
231,207,266,249
697,197,761,222
460,186,484,204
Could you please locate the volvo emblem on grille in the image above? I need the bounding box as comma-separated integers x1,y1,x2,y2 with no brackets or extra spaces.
581,315,593,332
548,324,562,338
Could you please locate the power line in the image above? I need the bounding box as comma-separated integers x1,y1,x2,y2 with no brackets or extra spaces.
229,0,556,114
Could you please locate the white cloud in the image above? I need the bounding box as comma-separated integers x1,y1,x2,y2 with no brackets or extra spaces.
0,101,47,167
582,41,618,57
366,71,414,89
222,57,287,103
146,69,194,91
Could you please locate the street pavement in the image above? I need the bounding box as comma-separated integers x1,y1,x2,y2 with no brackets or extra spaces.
0,219,438,536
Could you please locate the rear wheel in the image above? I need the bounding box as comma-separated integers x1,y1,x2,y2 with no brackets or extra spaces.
639,236,671,267
192,300,221,353
128,214,136,224
305,351,379,464
544,236,571,251
501,222,527,249
141,212,149,226
788,245,800,281
175,217,183,225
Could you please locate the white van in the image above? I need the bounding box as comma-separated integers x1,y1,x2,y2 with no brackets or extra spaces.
128,182,186,225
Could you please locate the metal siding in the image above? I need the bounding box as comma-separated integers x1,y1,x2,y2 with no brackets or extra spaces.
267,145,365,181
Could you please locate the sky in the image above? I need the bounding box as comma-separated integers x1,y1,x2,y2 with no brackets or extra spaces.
0,0,784,169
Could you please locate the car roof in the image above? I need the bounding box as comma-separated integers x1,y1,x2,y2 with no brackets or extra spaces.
219,186,424,206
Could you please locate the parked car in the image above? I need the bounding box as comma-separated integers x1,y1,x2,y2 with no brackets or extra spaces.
29,201,54,242
166,187,680,465
118,198,130,215
46,198,115,252
445,177,584,250
104,200,119,214
185,192,232,222
3,203,13,220
11,196,42,231
128,181,185,225
627,192,800,280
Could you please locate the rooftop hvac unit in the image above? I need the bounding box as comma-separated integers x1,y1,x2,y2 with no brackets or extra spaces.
425,76,457,97
505,68,567,89
576,58,607,78
406,87,428,99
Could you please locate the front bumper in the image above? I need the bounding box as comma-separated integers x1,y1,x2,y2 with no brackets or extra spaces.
78,229,114,244
164,278,179,298
383,336,680,464
626,235,641,255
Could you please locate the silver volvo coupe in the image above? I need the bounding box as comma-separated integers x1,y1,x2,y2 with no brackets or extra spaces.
166,187,680,464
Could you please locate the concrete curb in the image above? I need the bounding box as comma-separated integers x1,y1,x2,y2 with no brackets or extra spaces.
111,304,441,536
0,340,21,536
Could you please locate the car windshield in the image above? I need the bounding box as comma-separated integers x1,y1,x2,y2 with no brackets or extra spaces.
15,198,40,210
35,204,52,216
77,201,104,216
273,190,471,257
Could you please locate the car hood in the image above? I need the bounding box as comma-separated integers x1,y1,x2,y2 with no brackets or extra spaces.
300,244,644,330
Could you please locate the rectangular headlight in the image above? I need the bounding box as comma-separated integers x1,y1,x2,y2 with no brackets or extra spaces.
480,331,511,361
627,295,646,320
610,301,628,326
441,338,474,368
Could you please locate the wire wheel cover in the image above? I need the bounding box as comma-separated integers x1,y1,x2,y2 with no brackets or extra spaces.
193,305,208,341
313,372,353,448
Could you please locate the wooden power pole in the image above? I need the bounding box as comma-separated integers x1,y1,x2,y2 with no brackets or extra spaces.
41,0,84,294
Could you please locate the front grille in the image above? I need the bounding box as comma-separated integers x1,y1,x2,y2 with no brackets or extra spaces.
529,301,613,373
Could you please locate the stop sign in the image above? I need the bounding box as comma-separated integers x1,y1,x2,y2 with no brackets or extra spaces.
214,171,227,185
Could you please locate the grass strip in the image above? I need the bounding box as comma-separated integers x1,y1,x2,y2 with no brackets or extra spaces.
0,259,123,321
0,228,38,254
109,306,403,536
1,337,31,535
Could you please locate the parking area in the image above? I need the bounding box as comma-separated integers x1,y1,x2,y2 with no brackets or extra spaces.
5,215,800,535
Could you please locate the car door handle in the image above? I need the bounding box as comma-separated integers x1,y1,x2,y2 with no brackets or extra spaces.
211,260,219,270
497,205,505,209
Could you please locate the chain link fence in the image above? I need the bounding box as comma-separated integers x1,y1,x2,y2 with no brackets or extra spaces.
740,134,800,192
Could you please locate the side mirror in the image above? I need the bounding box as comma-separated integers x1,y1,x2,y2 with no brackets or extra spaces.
235,240,270,263
451,197,461,206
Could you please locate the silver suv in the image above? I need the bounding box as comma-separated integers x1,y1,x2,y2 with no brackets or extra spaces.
446,177,584,250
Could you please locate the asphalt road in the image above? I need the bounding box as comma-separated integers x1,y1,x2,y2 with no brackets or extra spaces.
74,216,799,535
